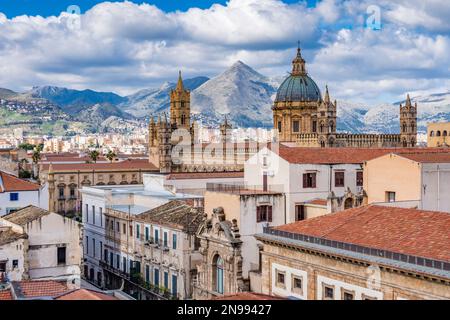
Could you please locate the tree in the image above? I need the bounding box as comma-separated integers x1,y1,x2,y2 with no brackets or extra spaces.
31,145,42,165
89,150,100,163
105,150,117,163
19,143,35,151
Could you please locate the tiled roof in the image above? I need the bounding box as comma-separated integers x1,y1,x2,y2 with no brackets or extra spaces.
136,200,205,233
166,171,244,180
274,205,450,262
395,152,450,163
215,292,286,300
55,289,117,300
0,171,40,192
11,280,70,299
0,228,27,246
3,205,51,226
0,289,13,300
276,147,450,164
305,198,327,206
40,159,158,172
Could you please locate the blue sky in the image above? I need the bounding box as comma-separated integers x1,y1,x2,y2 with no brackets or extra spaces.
0,0,318,17
0,0,449,105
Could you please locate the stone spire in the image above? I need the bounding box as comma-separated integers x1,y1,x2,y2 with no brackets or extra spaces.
324,85,330,103
291,42,306,76
176,70,184,91
406,94,412,107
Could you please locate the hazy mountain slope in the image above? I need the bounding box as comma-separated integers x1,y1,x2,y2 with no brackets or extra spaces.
25,86,126,115
191,61,278,127
122,76,209,118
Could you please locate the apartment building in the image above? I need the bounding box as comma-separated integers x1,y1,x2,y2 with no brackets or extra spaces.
245,146,450,222
80,174,202,298
39,159,158,215
132,200,204,299
363,151,450,212
256,205,450,300
0,171,46,216
0,206,82,283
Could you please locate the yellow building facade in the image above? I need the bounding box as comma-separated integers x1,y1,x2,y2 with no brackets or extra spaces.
427,122,450,147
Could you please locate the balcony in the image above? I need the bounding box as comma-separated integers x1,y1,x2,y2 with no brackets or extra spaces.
206,183,284,194
99,260,130,280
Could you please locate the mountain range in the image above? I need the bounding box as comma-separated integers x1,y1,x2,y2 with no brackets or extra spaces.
1,61,449,134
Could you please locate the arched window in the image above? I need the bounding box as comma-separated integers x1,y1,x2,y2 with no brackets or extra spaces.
181,114,186,125
437,131,441,137
443,131,448,137
430,131,435,137
402,123,407,133
213,255,224,294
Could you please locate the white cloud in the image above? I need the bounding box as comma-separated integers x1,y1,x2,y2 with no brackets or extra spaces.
0,0,448,105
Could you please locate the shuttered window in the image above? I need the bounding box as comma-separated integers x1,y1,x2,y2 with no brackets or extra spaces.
303,173,316,188
256,205,273,222
335,172,345,187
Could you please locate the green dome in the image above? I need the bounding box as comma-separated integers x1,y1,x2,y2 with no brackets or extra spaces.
275,74,322,102
275,46,322,103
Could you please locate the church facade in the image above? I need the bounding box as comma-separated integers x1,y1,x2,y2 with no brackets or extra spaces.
148,72,262,173
148,48,418,173
272,47,417,148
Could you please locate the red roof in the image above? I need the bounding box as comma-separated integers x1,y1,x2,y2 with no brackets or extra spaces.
0,171,40,192
275,205,450,262
55,289,117,300
0,290,12,300
214,292,285,300
276,147,450,164
396,152,450,163
41,159,158,172
306,198,327,206
12,280,70,298
167,171,244,180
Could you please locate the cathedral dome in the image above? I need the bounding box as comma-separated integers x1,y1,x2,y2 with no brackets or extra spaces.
275,74,321,102
275,46,322,103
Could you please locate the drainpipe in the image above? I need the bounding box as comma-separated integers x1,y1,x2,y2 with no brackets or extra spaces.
437,165,440,211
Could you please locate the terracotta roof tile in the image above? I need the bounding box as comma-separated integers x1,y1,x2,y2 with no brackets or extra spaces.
0,289,13,300
166,171,244,180
0,228,27,246
11,280,70,299
396,152,450,163
3,205,51,226
55,289,117,300
276,147,450,164
215,292,286,300
0,171,40,192
306,198,327,206
40,159,158,172
274,205,450,262
136,200,204,233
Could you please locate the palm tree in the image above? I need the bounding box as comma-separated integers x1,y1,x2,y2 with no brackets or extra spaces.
31,145,42,179
105,150,117,163
89,150,100,163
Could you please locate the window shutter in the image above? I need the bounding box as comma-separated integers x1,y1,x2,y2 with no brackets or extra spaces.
312,173,317,188
302,174,307,188
268,206,272,222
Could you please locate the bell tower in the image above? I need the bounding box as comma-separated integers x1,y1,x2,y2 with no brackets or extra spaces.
317,85,337,147
400,94,417,147
170,71,191,130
